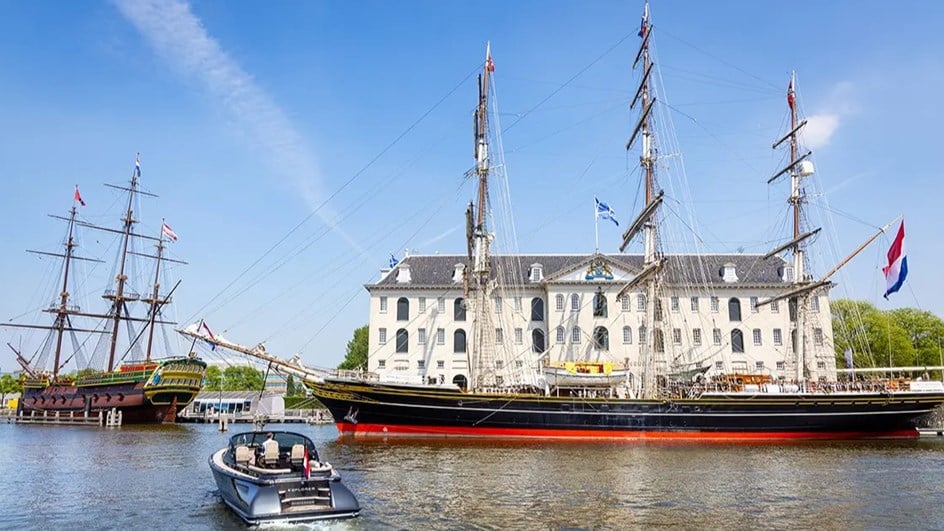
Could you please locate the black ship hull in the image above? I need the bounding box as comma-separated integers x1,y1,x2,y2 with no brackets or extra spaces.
308,379,944,440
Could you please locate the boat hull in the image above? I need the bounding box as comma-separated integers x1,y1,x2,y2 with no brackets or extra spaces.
18,358,206,424
308,378,944,440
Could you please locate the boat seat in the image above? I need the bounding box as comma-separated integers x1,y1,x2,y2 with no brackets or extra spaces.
261,442,280,467
235,445,252,466
290,444,305,467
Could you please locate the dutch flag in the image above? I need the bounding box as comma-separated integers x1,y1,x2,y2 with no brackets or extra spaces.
882,221,908,299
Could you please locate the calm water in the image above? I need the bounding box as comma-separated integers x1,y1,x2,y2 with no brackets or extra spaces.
1,422,944,530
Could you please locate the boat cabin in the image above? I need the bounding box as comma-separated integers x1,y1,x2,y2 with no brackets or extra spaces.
225,431,327,476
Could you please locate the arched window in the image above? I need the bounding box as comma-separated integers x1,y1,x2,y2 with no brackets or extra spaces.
654,329,665,352
731,329,744,353
532,329,546,353
571,294,580,311
452,374,468,390
622,326,632,344
555,293,565,311
788,297,798,322
728,298,742,322
397,297,409,321
592,290,607,318
556,326,565,344
531,298,545,321
572,326,581,343
639,325,647,345
454,298,466,321
396,329,408,353
454,329,467,353
593,326,609,350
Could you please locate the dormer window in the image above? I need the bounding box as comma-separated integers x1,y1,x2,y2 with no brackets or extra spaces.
529,263,544,282
396,263,411,283
453,263,466,283
781,265,794,283
720,262,738,283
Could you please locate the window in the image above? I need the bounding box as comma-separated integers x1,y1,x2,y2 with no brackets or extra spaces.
437,297,445,313
811,296,820,312
639,326,648,345
379,328,387,345
637,294,646,312
397,297,409,321
755,361,764,370
622,296,631,312
731,329,744,353
418,328,427,344
788,297,798,322
379,296,388,313
654,299,663,321
710,296,719,313
532,329,546,353
672,328,682,345
691,297,699,312
514,297,522,312
572,327,581,343
494,297,502,314
771,300,780,313
750,297,759,313
454,329,467,353
817,361,826,370
454,298,466,321
773,328,783,346
419,297,426,313
670,296,679,312
436,328,445,345
495,328,504,345
593,291,607,317
571,294,580,311
751,328,761,346
437,360,445,369
516,360,523,368
531,298,545,321
693,328,702,346
713,328,722,346
396,329,408,353
776,361,785,370
418,360,425,369
654,330,665,352
728,298,742,322
378,360,386,369
514,328,523,345
556,294,565,312
622,326,633,344
592,326,609,350
556,326,565,344
814,328,824,346
496,359,504,369
715,361,724,369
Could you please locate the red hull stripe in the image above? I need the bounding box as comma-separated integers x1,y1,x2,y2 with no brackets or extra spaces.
335,422,918,440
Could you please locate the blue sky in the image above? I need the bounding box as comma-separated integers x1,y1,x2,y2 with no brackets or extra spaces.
2,0,942,372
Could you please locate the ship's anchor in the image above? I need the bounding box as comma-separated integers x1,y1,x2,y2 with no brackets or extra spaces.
344,407,359,424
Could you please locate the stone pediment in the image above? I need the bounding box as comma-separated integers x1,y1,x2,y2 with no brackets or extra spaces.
543,254,640,283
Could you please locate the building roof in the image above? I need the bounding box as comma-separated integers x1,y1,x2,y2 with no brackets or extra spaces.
370,253,790,289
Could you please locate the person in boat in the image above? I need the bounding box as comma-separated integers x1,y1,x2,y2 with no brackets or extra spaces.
258,432,279,467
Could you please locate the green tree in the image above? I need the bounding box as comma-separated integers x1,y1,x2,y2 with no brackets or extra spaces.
888,307,944,366
285,374,305,397
338,325,368,371
0,374,22,407
204,365,223,391
222,365,265,391
832,299,916,367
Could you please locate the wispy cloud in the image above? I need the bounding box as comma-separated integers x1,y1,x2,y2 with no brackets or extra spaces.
113,0,366,255
801,80,856,150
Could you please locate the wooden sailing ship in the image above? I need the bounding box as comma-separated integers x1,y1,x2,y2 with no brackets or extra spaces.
4,155,206,424
181,3,944,439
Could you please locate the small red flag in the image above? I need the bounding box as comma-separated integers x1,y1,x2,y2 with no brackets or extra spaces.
74,186,86,206
787,80,796,111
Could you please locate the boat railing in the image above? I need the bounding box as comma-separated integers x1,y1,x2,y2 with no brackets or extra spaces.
76,369,153,386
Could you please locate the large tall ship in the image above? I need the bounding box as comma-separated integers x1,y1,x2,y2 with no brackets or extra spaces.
182,4,944,439
4,156,206,424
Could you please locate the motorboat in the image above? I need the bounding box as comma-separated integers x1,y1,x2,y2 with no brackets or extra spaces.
209,430,360,525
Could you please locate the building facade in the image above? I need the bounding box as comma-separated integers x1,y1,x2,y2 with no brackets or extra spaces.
365,253,835,389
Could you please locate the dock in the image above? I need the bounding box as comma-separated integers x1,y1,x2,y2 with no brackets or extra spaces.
5,408,123,427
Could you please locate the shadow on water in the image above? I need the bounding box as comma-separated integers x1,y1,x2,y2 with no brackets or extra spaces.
2,422,944,530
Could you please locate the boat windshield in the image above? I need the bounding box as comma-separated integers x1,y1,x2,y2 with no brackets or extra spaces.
228,431,320,460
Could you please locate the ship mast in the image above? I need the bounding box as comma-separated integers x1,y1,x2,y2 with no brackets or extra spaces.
620,2,665,399
469,43,497,391
143,222,167,363
50,206,79,378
